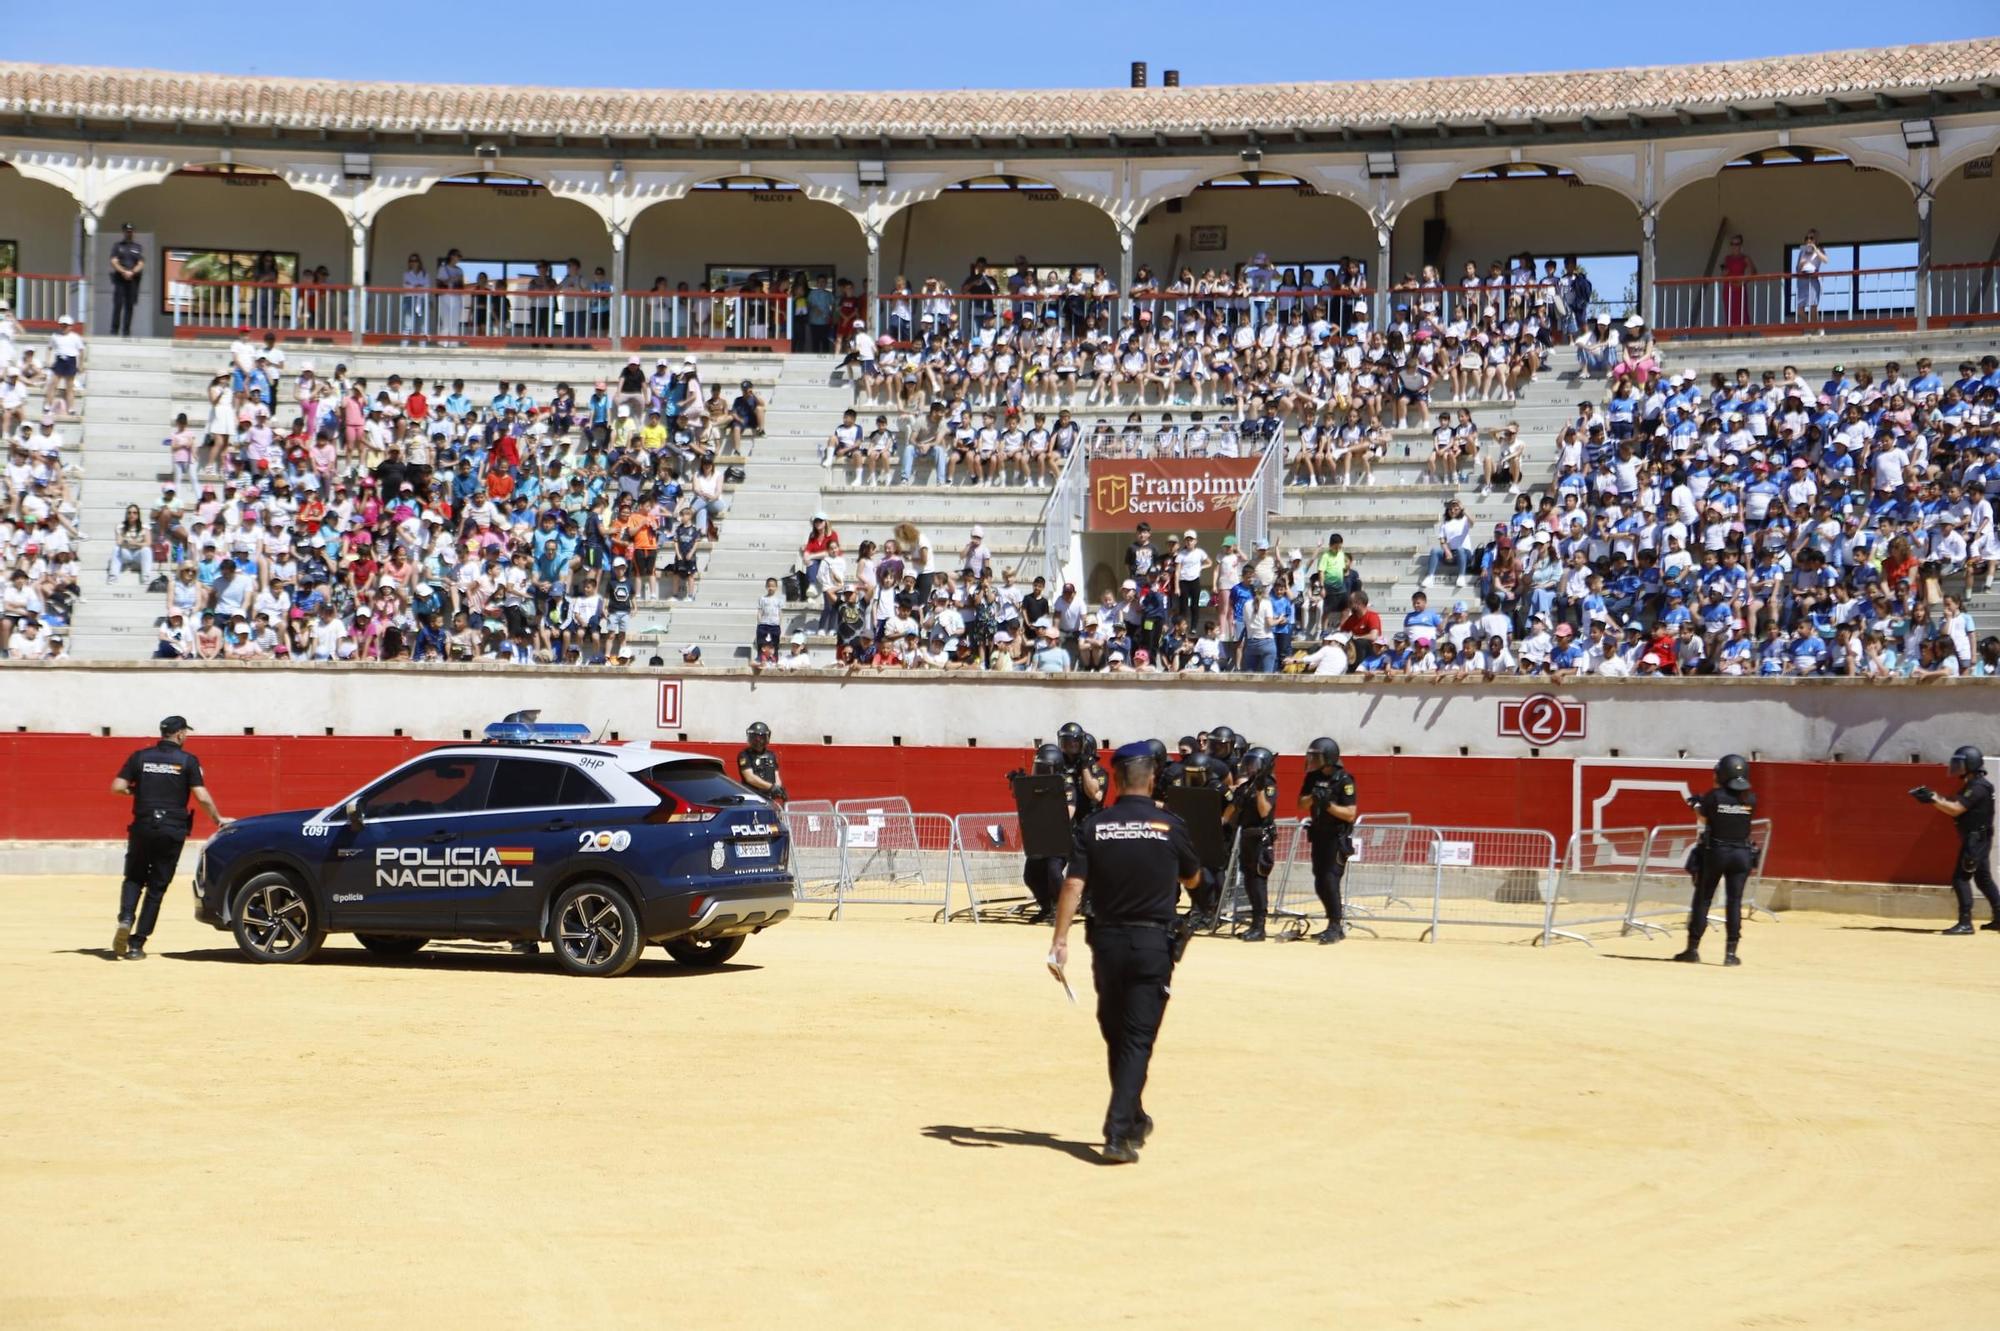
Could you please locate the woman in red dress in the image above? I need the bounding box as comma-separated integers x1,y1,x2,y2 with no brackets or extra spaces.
1719,235,1756,326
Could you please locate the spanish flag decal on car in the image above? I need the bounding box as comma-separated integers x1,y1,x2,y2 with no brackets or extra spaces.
496,848,535,865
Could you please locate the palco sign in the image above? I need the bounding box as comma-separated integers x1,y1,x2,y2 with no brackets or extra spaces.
1086,458,1260,532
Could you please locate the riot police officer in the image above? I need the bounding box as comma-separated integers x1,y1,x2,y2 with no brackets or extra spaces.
736,722,787,806
1674,754,1758,966
1224,746,1279,941
1914,746,1997,936
1021,742,1074,921
1298,737,1357,944
1057,721,1107,818
109,715,228,959
1049,742,1200,1164
1206,726,1236,764
1179,750,1227,924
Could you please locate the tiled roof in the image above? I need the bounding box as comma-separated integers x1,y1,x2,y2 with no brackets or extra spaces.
3,41,1998,140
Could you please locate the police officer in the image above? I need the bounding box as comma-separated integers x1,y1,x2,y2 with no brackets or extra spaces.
1224,746,1278,941
1179,750,1227,924
1674,754,1758,967
1298,737,1357,944
1913,746,1997,936
1056,721,1107,818
109,715,228,959
736,722,786,807
1049,742,1200,1164
1021,742,1073,922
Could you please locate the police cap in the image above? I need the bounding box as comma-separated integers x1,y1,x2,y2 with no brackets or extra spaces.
1112,740,1154,764
159,715,192,736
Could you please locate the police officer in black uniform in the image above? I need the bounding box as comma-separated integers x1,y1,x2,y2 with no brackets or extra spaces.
1298,737,1357,944
736,722,787,807
1178,750,1228,924
1913,746,1997,936
1057,721,1107,819
1050,742,1200,1164
110,715,228,959
1021,742,1074,921
1224,746,1279,941
1674,754,1758,967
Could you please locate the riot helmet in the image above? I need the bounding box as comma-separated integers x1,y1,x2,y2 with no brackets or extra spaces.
1306,736,1341,771
746,721,772,751
1950,746,1987,778
1057,721,1086,759
1033,743,1064,774
1243,747,1275,781
1207,725,1236,759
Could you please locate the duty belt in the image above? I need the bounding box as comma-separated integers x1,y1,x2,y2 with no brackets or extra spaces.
1091,918,1173,933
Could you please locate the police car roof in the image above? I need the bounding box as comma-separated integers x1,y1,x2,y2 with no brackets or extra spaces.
442,741,722,772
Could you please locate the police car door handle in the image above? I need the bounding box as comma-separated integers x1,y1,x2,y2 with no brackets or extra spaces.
540,818,575,832
423,831,458,845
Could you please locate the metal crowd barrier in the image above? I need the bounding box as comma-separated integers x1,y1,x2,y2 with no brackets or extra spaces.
782,806,852,918
1546,827,1653,945
1270,822,1441,939
1422,826,1560,942
949,812,1043,921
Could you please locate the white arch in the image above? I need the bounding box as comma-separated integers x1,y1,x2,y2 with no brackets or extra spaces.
1129,161,1377,225
1384,155,1646,221
0,146,86,204
1658,136,1919,210
877,167,1120,223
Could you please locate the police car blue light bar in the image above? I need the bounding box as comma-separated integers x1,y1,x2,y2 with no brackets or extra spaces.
483,721,595,745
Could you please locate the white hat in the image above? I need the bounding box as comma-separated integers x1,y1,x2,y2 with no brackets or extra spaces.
1624,315,1645,329
57,314,73,325
969,525,984,538
413,581,432,595
1109,649,1126,661
790,630,807,645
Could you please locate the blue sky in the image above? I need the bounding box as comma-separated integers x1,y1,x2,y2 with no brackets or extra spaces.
8,2,1996,89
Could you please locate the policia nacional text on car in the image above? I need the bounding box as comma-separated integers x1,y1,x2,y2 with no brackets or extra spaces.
1048,742,1200,1165
1912,746,1998,937
109,715,229,959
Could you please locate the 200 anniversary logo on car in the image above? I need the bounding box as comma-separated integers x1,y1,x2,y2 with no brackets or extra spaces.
374,846,534,888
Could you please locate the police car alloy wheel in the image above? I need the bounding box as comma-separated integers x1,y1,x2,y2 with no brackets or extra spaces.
664,935,746,968
230,871,327,964
355,935,428,957
551,882,644,978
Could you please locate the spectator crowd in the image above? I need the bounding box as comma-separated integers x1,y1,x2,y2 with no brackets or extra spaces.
1,301,87,659
777,346,2000,680
128,333,768,665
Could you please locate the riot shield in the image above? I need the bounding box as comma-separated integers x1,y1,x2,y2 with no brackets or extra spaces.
1010,772,1075,858
1165,785,1228,871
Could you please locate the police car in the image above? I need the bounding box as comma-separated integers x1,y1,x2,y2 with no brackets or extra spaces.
193,721,793,977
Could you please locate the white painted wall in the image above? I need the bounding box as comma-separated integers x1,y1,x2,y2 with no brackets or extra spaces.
1390,175,1642,281
0,165,80,275
1933,158,2000,266
627,191,867,289
1656,160,1917,280
1133,185,1376,279
0,664,1988,763
101,171,352,280
369,183,611,285
879,192,1119,287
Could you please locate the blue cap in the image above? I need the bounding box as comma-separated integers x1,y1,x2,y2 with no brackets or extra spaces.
1112,741,1155,764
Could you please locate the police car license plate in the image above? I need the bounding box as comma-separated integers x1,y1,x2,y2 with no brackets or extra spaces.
735,841,771,859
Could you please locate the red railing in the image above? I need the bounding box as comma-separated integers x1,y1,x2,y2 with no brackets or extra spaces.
0,270,84,330
358,284,613,349
621,290,796,352
1650,266,1920,338
168,278,352,340
1925,261,2000,330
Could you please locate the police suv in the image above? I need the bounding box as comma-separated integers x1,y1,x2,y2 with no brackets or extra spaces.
193,721,793,977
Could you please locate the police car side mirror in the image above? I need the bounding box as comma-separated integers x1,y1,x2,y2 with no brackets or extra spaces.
345,799,366,829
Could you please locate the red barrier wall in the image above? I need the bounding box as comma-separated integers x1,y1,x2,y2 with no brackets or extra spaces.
0,735,1954,887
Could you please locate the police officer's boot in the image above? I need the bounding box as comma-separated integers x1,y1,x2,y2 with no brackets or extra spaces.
1981,918,2000,933
1241,917,1266,942
112,917,133,959
1101,1138,1139,1165
1943,919,1976,936
1671,947,1701,962
1724,945,1741,967
1316,925,1344,945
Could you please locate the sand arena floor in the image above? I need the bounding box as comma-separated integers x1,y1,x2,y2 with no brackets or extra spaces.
4,877,1998,1331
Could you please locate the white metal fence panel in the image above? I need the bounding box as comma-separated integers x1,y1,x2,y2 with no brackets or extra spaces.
837,811,959,919
1546,826,1652,945
834,797,914,820
1270,822,1443,938
782,808,851,916
1627,824,1701,937
950,812,1045,921
1423,826,1559,940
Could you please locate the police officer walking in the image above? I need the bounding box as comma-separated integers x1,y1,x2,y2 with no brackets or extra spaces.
1674,754,1758,966
1913,746,1997,936
736,722,787,807
1050,742,1200,1164
1224,747,1279,941
1298,737,1357,944
109,715,228,959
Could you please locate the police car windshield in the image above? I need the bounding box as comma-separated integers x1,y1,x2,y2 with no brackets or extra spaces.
638,762,757,806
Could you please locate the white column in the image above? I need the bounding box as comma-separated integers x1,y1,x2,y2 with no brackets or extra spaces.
1115,221,1135,329
1639,210,1657,326
610,225,628,349
1915,147,1934,332
76,209,97,327
348,220,367,348
863,225,882,332
1373,216,1393,327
